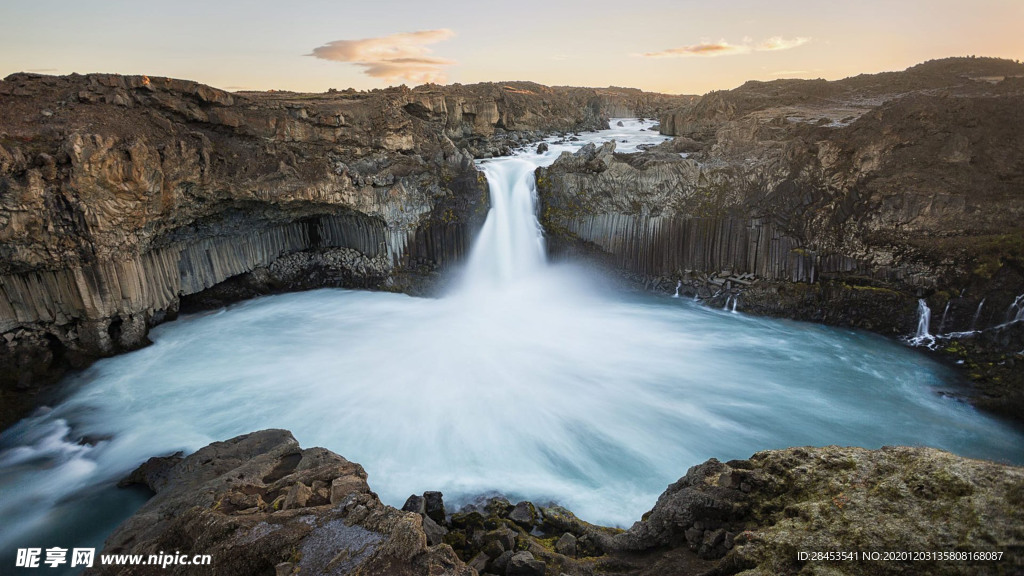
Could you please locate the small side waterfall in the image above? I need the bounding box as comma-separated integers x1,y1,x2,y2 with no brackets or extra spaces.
731,297,738,313
1008,294,1024,323
970,298,986,331
913,299,932,342
939,301,951,333
672,280,681,298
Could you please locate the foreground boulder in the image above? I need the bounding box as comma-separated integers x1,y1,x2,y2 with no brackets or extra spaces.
92,430,471,576
607,445,1024,575
99,433,1024,575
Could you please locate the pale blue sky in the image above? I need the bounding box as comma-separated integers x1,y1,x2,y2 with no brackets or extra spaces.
1,0,1020,93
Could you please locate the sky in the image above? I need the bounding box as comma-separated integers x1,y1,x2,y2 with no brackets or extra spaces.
0,0,1021,95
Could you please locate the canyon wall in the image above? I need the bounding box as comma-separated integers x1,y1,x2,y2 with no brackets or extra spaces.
539,58,1024,418
0,72,687,427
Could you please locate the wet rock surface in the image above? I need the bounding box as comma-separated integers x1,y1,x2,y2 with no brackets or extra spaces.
104,431,1024,576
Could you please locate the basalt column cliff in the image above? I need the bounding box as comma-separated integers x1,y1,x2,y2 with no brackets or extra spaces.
538,58,1024,418
0,72,685,427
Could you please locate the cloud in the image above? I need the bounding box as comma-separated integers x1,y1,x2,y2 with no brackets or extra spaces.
639,36,811,58
309,29,456,84
641,41,750,58
758,37,811,51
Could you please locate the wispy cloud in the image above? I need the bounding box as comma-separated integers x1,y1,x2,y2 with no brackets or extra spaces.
640,36,811,58
758,36,812,51
641,41,750,58
308,29,456,84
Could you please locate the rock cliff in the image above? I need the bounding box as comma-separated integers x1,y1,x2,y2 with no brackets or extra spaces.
537,57,1024,419
101,430,1024,576
0,72,686,429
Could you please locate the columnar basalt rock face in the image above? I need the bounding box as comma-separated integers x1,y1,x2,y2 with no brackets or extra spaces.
0,74,487,427
0,72,687,428
107,431,1024,576
539,58,1024,417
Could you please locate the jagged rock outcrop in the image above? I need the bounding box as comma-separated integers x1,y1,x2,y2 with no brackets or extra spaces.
107,431,1024,576
0,72,687,430
93,429,473,576
538,58,1024,418
604,444,1024,575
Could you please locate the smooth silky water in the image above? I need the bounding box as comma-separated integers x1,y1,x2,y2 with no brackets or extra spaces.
3,120,1023,567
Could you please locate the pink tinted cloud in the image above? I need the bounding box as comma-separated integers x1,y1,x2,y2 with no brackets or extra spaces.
309,29,456,84
642,41,749,58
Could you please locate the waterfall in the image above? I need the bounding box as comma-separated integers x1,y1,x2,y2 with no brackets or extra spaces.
731,297,738,313
970,298,985,331
463,158,547,288
672,280,681,298
939,301,950,333
1008,294,1024,323
915,299,931,340
723,296,731,311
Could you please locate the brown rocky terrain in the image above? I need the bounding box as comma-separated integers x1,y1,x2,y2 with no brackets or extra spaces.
537,57,1024,420
0,72,686,430
100,430,1024,576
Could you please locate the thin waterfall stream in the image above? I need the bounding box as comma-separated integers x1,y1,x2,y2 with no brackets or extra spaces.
2,120,1023,564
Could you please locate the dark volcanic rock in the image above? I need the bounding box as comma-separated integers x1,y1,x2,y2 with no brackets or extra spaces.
402,494,426,515
508,550,545,576
116,452,183,492
509,500,538,530
424,490,446,525
92,430,472,576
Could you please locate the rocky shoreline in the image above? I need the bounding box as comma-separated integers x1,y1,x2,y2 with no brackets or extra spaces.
94,429,1024,576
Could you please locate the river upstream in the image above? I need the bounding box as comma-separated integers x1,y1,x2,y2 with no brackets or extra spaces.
2,120,1022,569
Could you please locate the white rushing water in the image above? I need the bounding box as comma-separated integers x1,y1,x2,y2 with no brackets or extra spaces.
3,120,1024,560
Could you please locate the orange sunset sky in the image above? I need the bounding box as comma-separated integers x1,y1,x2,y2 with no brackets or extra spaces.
1,0,1021,94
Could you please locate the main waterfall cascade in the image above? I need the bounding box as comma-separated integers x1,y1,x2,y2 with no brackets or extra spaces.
3,120,1024,561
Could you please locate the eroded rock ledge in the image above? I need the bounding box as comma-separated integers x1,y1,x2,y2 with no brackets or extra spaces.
99,430,1024,576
